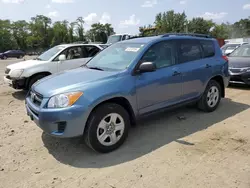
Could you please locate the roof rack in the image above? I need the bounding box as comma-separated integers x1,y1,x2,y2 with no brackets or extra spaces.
127,36,145,40
161,33,212,38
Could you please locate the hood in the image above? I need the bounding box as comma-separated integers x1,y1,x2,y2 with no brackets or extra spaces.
7,59,45,70
33,67,120,97
228,57,250,68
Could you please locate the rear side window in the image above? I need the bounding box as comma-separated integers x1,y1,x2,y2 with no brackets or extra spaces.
200,40,215,58
178,40,202,63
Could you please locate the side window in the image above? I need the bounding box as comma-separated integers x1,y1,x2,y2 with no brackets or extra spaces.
141,41,176,69
54,46,83,61
66,47,82,60
85,46,101,57
122,35,127,40
179,40,202,63
200,40,215,58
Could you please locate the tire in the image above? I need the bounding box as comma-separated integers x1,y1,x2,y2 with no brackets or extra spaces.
198,80,222,112
27,74,47,90
84,103,130,153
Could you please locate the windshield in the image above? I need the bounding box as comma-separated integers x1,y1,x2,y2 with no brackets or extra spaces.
86,42,145,71
107,35,122,44
229,45,250,57
221,44,239,51
37,46,66,61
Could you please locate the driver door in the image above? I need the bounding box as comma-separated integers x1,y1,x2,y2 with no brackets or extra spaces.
56,46,88,72
135,40,183,115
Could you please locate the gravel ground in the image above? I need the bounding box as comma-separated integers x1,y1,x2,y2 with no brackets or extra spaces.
0,58,250,188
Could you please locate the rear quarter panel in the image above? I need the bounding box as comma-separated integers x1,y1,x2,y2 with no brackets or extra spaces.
203,40,229,91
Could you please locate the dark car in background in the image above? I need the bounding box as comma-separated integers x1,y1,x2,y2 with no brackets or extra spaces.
228,44,250,85
0,50,25,59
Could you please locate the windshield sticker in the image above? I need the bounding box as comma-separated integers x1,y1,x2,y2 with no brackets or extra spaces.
125,47,140,52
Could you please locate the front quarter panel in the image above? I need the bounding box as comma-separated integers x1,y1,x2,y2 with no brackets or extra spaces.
22,61,57,78
75,73,138,122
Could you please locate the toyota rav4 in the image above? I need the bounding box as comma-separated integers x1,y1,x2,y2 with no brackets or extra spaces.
25,33,230,153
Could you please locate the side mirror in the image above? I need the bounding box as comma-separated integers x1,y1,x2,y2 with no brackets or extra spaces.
58,54,66,61
138,62,156,73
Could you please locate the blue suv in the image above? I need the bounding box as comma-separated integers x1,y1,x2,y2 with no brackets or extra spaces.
25,33,230,153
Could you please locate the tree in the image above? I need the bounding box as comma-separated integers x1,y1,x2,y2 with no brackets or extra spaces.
188,17,214,34
154,10,187,34
51,20,69,46
86,23,115,43
29,15,52,49
232,18,250,38
12,20,29,50
75,17,85,41
69,22,76,43
0,19,18,52
210,24,229,39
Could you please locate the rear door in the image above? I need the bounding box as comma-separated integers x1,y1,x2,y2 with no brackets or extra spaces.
177,39,214,101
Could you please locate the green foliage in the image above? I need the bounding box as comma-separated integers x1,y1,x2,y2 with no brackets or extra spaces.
86,23,115,43
154,10,187,34
188,17,214,34
0,15,115,53
139,10,250,39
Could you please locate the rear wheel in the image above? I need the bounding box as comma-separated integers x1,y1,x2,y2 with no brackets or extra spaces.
198,80,221,112
84,103,130,153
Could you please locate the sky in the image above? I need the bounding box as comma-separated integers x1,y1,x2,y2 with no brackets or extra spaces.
0,0,250,35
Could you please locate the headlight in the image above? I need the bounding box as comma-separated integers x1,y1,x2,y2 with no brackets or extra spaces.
10,69,24,78
47,91,83,108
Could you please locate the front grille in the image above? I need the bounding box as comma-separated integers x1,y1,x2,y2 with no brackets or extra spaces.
5,68,10,74
29,90,43,106
229,68,242,73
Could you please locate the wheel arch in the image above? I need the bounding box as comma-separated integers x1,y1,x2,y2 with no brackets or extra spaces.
209,75,225,98
25,71,52,89
86,96,137,128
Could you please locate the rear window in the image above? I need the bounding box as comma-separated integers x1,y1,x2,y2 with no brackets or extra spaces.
200,40,215,58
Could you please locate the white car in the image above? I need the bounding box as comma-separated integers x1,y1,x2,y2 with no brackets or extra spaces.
106,34,133,45
4,43,108,90
221,42,248,55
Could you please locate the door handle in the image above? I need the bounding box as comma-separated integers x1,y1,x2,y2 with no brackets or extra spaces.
172,71,181,76
205,64,211,68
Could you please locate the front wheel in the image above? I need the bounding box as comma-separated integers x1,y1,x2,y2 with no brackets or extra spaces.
27,74,47,90
198,80,222,112
84,103,130,153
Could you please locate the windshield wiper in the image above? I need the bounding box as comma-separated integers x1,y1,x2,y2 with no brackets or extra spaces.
34,57,42,61
88,66,104,71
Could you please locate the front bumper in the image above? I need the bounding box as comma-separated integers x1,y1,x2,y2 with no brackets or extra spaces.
229,72,250,85
25,94,89,138
3,76,26,89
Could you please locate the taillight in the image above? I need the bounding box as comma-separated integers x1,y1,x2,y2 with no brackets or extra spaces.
222,55,228,62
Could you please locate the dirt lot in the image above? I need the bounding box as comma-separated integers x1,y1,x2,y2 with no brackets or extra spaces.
0,59,250,188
